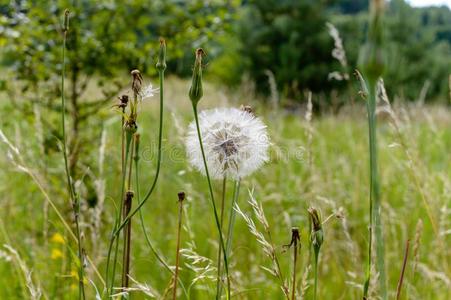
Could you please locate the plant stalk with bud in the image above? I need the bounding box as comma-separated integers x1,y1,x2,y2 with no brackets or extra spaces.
284,227,300,300
60,10,86,300
358,1,386,298
308,208,323,300
188,48,231,300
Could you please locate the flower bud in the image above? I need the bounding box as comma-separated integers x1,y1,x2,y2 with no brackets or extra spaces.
189,48,205,107
358,0,385,80
308,207,323,252
156,38,167,72
63,9,70,33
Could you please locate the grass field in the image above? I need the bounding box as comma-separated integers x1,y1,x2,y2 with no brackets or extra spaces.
0,77,450,299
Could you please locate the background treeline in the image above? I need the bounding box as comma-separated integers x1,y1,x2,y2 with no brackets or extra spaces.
1,0,450,105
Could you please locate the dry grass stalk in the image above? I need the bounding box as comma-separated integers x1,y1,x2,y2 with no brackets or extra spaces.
326,23,349,81
3,245,42,300
235,190,289,298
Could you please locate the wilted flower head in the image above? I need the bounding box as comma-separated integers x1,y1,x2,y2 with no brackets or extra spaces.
186,107,269,180
131,69,143,95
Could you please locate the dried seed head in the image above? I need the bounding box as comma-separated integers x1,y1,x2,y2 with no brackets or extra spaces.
118,95,129,109
177,192,185,202
189,48,205,106
156,38,167,72
63,9,70,33
283,227,301,252
131,69,143,95
292,227,300,239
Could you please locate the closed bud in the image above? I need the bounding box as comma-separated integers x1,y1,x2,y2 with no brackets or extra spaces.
308,207,323,252
156,38,167,72
63,9,70,33
358,0,385,80
189,48,205,107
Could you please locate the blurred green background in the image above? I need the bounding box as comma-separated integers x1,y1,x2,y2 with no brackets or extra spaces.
1,0,450,105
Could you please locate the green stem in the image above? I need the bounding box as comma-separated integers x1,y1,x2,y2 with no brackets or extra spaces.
192,104,231,300
216,176,227,297
61,29,85,300
364,78,386,300
172,195,184,300
313,249,319,300
225,180,241,257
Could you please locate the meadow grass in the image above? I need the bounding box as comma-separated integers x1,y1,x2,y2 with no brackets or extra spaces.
0,77,450,299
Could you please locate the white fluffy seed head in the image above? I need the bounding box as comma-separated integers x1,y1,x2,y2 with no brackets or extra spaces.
186,107,269,180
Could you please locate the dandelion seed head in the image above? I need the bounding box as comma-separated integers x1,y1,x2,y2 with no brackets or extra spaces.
186,107,269,180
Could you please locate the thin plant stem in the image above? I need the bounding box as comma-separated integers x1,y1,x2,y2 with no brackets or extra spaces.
313,250,319,300
216,176,227,297
60,13,85,300
225,180,241,256
106,131,133,295
288,228,300,300
172,193,185,300
396,239,410,300
121,137,135,291
291,242,298,300
192,104,231,300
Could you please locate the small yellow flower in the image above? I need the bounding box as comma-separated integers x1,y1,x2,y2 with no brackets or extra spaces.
71,270,88,284
51,248,63,260
50,233,65,244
